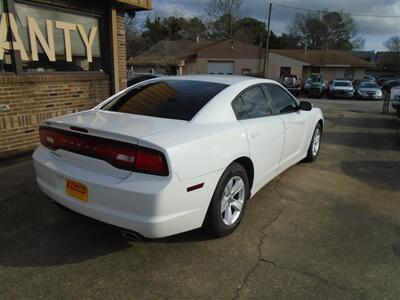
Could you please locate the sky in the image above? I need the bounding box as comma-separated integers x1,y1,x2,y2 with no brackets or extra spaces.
135,0,400,51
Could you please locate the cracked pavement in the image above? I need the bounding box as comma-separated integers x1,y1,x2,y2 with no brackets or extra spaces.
1,100,400,299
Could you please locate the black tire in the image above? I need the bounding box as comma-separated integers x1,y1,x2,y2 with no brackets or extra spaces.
204,162,250,237
304,123,322,162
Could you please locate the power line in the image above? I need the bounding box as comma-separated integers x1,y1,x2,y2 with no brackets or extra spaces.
273,3,400,19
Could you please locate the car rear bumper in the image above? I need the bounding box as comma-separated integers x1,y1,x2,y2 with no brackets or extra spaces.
33,146,222,238
330,91,354,98
358,94,382,100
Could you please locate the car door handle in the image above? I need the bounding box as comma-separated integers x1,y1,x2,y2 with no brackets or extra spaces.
251,131,259,138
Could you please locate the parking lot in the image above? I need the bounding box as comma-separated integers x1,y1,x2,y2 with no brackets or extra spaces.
1,99,399,299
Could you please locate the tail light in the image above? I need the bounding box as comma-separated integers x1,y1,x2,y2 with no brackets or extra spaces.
39,127,168,176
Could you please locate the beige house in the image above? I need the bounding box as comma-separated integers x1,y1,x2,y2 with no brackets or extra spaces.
269,49,374,82
127,39,374,82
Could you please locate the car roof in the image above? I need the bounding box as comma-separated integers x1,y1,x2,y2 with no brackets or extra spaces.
159,75,276,86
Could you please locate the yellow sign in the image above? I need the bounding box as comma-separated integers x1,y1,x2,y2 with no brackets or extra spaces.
65,179,89,202
0,13,98,63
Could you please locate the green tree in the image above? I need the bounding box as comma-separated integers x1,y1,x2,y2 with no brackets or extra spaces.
233,17,300,49
233,17,266,46
142,16,168,46
288,11,365,50
182,17,208,41
383,36,400,52
271,33,301,49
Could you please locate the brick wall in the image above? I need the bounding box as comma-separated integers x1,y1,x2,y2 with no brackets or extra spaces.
0,3,133,159
0,73,110,158
117,9,127,90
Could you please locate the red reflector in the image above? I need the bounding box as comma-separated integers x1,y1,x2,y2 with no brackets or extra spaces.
39,128,56,150
187,183,204,192
135,149,167,176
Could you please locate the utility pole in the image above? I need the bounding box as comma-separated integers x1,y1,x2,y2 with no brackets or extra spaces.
264,3,272,77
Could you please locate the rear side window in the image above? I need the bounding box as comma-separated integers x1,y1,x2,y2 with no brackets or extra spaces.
265,85,298,114
232,97,248,119
233,86,271,119
103,80,228,121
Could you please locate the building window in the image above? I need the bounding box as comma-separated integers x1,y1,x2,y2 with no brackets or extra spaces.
241,68,251,75
0,1,103,72
0,0,14,72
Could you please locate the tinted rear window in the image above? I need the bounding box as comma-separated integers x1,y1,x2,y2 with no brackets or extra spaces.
360,83,379,89
103,80,228,121
334,81,352,87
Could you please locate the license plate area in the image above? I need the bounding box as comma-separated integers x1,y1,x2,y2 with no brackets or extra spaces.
65,179,88,202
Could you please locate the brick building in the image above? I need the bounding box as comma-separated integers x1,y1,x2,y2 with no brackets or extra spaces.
0,0,151,158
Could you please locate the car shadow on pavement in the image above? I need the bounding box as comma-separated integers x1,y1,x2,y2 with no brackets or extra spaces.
0,194,133,267
341,160,400,192
0,189,213,268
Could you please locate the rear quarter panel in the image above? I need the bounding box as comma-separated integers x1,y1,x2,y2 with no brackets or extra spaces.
141,122,249,181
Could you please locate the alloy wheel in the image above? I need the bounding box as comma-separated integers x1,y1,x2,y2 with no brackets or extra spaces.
220,176,245,226
312,128,321,156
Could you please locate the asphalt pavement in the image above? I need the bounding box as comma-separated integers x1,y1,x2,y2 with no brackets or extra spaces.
0,99,399,299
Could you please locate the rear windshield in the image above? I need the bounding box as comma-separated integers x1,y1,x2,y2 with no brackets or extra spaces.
360,82,379,89
334,81,352,87
103,80,228,121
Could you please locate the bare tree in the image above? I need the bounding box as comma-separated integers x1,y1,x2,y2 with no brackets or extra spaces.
205,0,244,38
125,14,147,58
383,36,400,52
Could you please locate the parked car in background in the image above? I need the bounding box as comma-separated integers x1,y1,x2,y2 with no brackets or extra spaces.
127,73,162,86
391,90,400,117
32,75,324,238
377,75,399,87
353,78,373,89
390,86,400,117
308,73,325,98
328,80,354,99
303,78,311,93
381,79,400,95
362,75,375,81
280,74,301,96
354,82,382,100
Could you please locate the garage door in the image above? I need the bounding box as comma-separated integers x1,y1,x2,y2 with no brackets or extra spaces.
208,62,234,75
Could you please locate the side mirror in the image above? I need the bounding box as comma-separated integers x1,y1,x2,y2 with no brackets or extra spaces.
299,101,312,111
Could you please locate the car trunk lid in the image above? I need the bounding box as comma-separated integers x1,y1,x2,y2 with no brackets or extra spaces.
42,110,186,179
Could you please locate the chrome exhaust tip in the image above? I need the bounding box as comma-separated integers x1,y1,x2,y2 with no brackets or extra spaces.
120,229,143,243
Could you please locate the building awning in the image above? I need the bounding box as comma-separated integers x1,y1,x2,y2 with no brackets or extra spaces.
115,0,152,10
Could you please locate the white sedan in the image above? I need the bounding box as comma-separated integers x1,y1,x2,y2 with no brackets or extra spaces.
33,75,323,238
